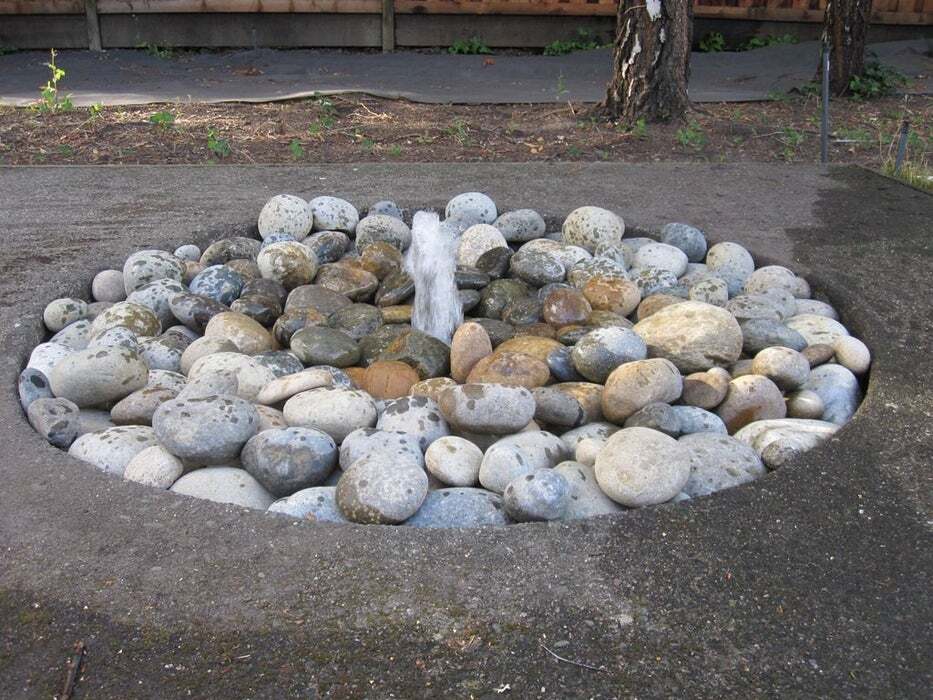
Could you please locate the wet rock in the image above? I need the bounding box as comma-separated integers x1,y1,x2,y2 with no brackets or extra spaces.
329,303,384,341
315,263,379,302
594,427,691,506
475,246,513,278
510,249,565,287
355,214,412,251
203,311,274,355
359,241,403,279
450,321,494,383
532,386,588,429
257,241,318,290
457,224,508,267
542,288,591,327
200,237,261,267
380,330,450,379
359,323,412,366
467,351,550,388
582,275,641,316
290,326,360,367
285,284,352,316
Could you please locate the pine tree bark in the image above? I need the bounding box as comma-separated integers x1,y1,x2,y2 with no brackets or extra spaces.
604,0,693,123
822,0,873,95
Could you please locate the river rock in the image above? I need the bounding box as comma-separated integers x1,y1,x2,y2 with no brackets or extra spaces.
457,224,508,268
258,194,312,239
795,299,837,319
582,276,641,316
560,421,619,450
338,427,424,470
336,454,428,524
681,367,730,409
601,358,682,423
800,364,861,424
179,337,236,375
594,427,691,506
752,346,810,390
688,277,729,307
425,436,484,487
27,342,71,378
123,249,185,295
187,352,276,401
203,312,273,355
89,301,161,339
660,223,707,262
92,269,127,303
734,418,839,469
241,427,338,497
405,488,509,528
123,445,184,489
189,265,245,305
76,409,115,434
624,402,681,437
634,301,742,373
671,405,727,435
478,430,568,493
43,297,88,333
376,395,449,450
561,206,623,252
170,467,275,509
380,330,450,379
283,387,377,443
785,314,850,346
445,192,497,227
69,425,160,476
110,386,178,425
571,326,647,383
467,351,550,388
27,397,80,448
355,214,412,251
785,389,825,419
743,265,802,297
49,346,148,407
705,242,754,296
833,336,871,375
551,461,623,519
678,432,766,497
493,209,545,242
290,326,360,367
256,241,317,290
252,350,303,378
309,195,359,233
19,367,54,411
268,486,349,522
361,360,421,400
450,321,493,383
716,375,787,433
740,319,807,355
634,242,689,277
153,394,259,465
503,469,569,522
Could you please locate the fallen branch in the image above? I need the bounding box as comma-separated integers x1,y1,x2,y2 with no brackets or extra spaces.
539,643,604,672
60,640,86,700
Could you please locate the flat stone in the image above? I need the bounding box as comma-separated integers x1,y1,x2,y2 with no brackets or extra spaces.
49,346,148,408
594,427,691,507
404,488,509,528
634,301,743,373
170,467,275,510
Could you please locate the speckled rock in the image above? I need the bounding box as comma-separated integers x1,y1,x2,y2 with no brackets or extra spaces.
560,421,619,451
27,342,72,377
309,195,359,233
795,299,837,319
678,432,766,497
178,337,235,375
27,397,80,447
425,436,484,487
688,277,729,307
338,427,424,471
43,297,88,333
376,395,450,450
582,275,641,316
705,242,755,296
439,383,535,435
123,249,185,295
187,352,276,401
601,358,683,423
19,367,54,411
634,243,689,277
634,301,742,373
661,223,707,262
571,326,647,384
445,192,497,227
752,346,810,390
146,369,187,393
632,267,679,297
110,386,178,425
368,200,403,219
800,364,861,425
283,387,377,443
409,377,458,403
241,427,337,497
68,425,160,476
336,454,428,524
268,486,348,522
355,214,412,251
89,301,161,340
561,206,623,253
670,405,728,435
123,445,184,489
716,375,787,433
457,224,508,268
202,312,273,356
256,241,317,290
405,488,509,528
49,345,148,407
170,467,275,509
258,194,313,240
478,430,569,493
153,394,259,465
49,319,92,351
189,265,245,305
503,468,569,522
493,209,546,242
252,350,304,378
92,269,127,303
594,427,691,507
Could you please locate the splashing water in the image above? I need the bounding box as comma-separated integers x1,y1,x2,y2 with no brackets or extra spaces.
405,211,462,344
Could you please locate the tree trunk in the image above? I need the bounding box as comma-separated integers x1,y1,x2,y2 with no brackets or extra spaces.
604,0,693,123
822,0,873,95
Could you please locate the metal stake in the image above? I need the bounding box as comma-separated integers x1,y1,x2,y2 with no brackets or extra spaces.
821,43,830,164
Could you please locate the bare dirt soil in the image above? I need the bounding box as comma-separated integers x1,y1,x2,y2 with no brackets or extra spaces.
0,94,929,177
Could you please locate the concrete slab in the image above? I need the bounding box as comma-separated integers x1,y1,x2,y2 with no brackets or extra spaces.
0,164,931,697
0,39,930,107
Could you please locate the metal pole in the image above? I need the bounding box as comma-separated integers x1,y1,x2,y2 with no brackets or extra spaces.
820,43,830,164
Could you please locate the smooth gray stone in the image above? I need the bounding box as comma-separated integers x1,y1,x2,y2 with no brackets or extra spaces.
268,486,349,523
18,367,53,412
801,364,862,425
68,425,159,476
153,395,260,465
405,488,510,528
170,467,274,510
375,395,450,451
503,468,570,522
338,427,424,470
242,427,338,497
27,397,80,448
671,405,728,435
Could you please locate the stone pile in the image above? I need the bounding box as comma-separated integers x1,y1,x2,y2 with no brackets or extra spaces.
19,192,870,527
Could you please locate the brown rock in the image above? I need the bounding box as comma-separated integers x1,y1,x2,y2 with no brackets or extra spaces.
315,263,379,302
587,309,634,329
466,351,550,389
381,305,412,324
636,294,685,321
716,375,787,433
515,323,557,339
359,241,404,279
450,321,493,383
682,367,731,409
583,276,641,316
495,335,563,363
410,377,458,402
343,366,368,388
802,343,835,367
362,360,421,400
601,358,683,423
542,288,592,327
554,382,604,423
204,311,275,355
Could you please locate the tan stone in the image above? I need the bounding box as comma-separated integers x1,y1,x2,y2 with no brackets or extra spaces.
542,288,592,327
601,358,683,423
410,377,458,402
359,241,403,279
362,360,421,400
450,321,493,383
682,367,731,409
716,375,787,433
204,311,275,355
495,335,563,363
583,276,641,316
553,382,604,423
636,293,685,321
466,351,550,389
314,263,379,301
381,305,412,324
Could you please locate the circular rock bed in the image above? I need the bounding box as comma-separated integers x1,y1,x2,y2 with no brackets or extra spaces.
19,192,870,527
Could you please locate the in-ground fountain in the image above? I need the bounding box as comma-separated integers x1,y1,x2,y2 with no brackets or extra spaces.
19,190,870,527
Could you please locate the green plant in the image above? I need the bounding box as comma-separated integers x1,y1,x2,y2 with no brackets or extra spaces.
88,102,104,120
138,43,174,59
206,128,231,158
288,139,305,159
699,32,726,53
631,117,648,140
148,110,175,128
848,59,908,100
779,126,806,159
834,127,873,146
57,144,74,157
308,97,338,136
740,34,798,51
387,144,402,157
448,38,492,55
565,145,583,158
35,49,73,113
543,29,604,56
445,118,471,146
360,136,376,153
676,120,708,150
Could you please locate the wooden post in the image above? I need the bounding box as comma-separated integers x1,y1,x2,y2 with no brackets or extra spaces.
85,0,102,51
381,0,395,52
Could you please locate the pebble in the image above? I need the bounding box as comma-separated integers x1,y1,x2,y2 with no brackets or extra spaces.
716,375,787,433
110,386,178,425
123,445,184,489
794,299,838,319
634,300,743,373
27,397,80,447
69,425,159,475
561,206,624,252
336,454,428,524
785,389,825,419
601,358,683,423
405,488,509,528
660,223,707,262
541,288,590,326
445,192,497,227
425,436,484,487
50,319,92,351
833,336,871,375
331,303,384,341
478,430,569,493
380,330,451,379
241,427,338,497
170,467,275,510
734,418,839,469
594,427,692,507
179,337,237,375
257,241,317,290
752,346,810,390
494,209,546,242
304,230,350,264
355,214,412,251
678,432,766,497
634,242,689,277
532,386,588,429
268,486,349,523
450,321,493,383
582,275,641,316
122,249,185,295
457,224,508,267
571,326,647,383
802,343,835,368
290,326,360,367
574,437,605,467
173,244,201,261
315,264,379,302
200,237,261,266
127,278,187,329
368,200,403,219
258,194,313,239
557,421,619,450
624,402,681,437
27,341,72,377
688,277,729,306
19,367,53,411
339,427,424,470
252,350,304,378
671,405,727,435
743,265,800,297
77,409,117,435
503,469,569,522
49,346,148,407
376,395,450,450
800,364,861,424
187,352,276,401
632,267,679,297
359,241,403,279
466,351,550,389
705,242,755,296
153,395,260,465
681,367,731,409
310,195,359,233
92,270,127,302
283,387,377,443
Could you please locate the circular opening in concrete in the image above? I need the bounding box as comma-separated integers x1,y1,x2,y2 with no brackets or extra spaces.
19,192,869,528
